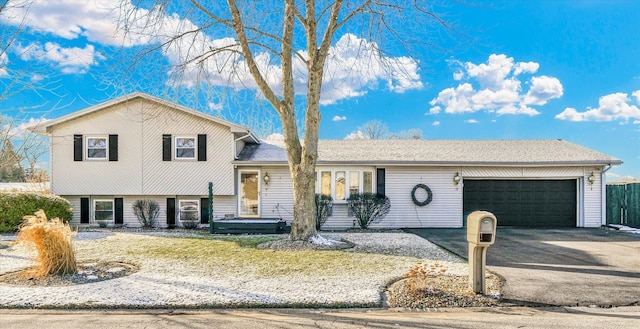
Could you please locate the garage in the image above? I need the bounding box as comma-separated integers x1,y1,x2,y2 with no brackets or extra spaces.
463,179,577,227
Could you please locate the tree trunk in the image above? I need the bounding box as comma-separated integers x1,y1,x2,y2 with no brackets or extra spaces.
289,164,317,240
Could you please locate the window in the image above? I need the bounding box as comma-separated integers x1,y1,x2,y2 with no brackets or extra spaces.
349,171,360,196
335,171,346,201
321,171,332,196
175,136,196,159
86,137,107,159
363,171,373,193
94,200,114,221
179,200,199,221
317,170,374,201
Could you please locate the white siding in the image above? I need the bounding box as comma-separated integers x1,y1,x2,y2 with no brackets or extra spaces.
63,194,237,228
584,170,603,227
323,167,463,229
51,101,144,195
377,167,462,229
50,98,236,196
463,166,584,178
141,101,235,195
259,166,295,223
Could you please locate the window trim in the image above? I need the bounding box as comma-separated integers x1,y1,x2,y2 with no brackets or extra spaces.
85,136,108,161
93,199,114,222
178,199,200,222
174,135,197,160
316,169,375,203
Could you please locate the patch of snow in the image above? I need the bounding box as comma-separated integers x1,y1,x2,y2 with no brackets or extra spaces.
310,234,341,246
607,224,640,234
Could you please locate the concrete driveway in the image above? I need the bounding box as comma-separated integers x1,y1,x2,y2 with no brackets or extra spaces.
407,228,640,307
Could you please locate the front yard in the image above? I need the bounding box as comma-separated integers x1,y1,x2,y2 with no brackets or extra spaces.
0,231,500,309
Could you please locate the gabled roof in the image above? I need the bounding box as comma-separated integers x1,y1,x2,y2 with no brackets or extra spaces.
236,139,622,166
32,92,259,143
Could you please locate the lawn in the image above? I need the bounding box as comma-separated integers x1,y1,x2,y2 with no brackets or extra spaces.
0,231,466,308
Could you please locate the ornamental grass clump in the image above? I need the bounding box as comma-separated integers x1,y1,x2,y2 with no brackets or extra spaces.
403,262,448,296
16,209,77,278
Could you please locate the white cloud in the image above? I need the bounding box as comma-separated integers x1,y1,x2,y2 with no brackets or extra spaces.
513,62,539,75
3,117,49,138
556,90,640,122
465,119,478,124
344,130,369,140
208,102,223,111
1,1,156,47
523,76,563,105
427,106,441,115
0,52,8,77
634,120,640,125
3,1,422,104
432,121,440,126
332,115,347,121
16,42,104,74
264,133,285,144
429,54,563,116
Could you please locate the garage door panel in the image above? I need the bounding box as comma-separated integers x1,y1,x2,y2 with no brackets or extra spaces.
463,179,576,227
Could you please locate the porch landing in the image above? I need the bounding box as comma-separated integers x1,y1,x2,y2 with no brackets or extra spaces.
211,218,289,234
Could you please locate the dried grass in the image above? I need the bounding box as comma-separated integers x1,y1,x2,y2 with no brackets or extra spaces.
16,209,77,278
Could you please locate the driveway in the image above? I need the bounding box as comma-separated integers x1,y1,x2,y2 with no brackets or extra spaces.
407,228,640,307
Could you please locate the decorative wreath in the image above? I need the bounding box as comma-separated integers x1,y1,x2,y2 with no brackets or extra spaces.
411,184,433,206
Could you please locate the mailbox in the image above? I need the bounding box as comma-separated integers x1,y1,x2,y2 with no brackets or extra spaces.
467,211,497,245
466,210,497,294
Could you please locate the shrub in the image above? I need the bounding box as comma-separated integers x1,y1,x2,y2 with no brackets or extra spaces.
347,193,391,229
315,194,333,230
0,192,73,233
96,220,110,228
16,209,77,278
132,199,160,228
181,219,199,229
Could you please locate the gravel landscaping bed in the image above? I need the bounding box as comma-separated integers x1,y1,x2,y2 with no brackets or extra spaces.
0,231,501,309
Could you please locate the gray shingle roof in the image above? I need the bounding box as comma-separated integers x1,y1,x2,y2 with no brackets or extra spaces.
236,139,621,165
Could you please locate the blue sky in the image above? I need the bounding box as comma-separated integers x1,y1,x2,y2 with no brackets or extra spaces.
1,1,639,179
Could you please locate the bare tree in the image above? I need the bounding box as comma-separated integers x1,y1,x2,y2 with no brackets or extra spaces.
118,1,454,241
358,119,389,139
1,0,56,183
390,128,423,140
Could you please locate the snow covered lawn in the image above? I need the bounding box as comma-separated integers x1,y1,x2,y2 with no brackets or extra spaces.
0,231,464,309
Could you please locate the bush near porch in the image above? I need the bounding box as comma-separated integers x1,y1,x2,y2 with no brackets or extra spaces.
0,192,73,233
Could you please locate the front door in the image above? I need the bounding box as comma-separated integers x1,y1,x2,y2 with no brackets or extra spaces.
239,171,260,217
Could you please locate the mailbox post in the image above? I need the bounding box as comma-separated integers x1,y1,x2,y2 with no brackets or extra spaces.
466,211,497,294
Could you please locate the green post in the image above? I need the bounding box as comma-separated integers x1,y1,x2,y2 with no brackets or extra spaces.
208,182,214,234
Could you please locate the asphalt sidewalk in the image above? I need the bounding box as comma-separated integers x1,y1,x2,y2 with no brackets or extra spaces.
407,228,640,307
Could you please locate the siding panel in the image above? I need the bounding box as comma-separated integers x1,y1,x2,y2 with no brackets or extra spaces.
259,166,295,223
584,171,603,227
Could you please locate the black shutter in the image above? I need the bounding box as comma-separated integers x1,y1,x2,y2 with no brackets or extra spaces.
166,198,176,227
80,197,89,223
163,134,172,161
200,198,210,224
376,168,386,197
114,198,124,225
109,135,118,161
74,135,83,161
197,134,207,161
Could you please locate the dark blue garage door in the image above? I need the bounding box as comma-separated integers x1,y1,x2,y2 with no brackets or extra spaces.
463,179,577,227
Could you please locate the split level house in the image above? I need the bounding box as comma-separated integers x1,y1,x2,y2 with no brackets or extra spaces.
33,92,622,229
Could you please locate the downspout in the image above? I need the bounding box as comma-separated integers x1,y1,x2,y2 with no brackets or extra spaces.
600,164,613,226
